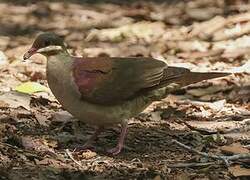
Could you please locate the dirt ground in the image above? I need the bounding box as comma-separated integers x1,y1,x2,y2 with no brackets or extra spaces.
0,0,250,179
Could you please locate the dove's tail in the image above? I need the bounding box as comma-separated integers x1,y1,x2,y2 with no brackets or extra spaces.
163,66,230,87
139,66,230,101
150,66,230,91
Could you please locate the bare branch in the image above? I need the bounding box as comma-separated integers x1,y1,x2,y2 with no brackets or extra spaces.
171,139,250,167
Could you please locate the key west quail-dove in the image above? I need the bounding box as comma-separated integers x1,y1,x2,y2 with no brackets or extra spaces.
23,33,230,155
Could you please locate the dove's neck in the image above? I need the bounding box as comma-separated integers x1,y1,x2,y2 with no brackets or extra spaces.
46,50,72,84
46,50,76,105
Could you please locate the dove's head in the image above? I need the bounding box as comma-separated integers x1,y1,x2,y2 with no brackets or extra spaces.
23,32,66,60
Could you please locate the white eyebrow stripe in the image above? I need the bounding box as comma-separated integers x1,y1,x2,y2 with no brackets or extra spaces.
37,45,63,53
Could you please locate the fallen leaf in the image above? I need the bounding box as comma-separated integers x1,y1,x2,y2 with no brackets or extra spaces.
229,165,250,177
231,60,250,73
86,21,165,43
224,132,250,141
186,7,222,21
0,36,10,50
186,119,250,134
15,82,49,94
0,51,7,65
21,136,56,153
34,113,49,127
153,175,162,180
167,41,210,52
222,48,250,59
176,172,190,180
80,150,97,160
177,49,223,59
0,91,31,110
52,111,74,123
207,100,226,112
213,22,250,41
0,100,9,108
187,85,227,97
220,143,249,155
188,16,226,39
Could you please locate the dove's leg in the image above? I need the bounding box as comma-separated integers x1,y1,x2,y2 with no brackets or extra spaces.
107,120,128,155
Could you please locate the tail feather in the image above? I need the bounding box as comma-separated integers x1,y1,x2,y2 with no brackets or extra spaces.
158,66,231,88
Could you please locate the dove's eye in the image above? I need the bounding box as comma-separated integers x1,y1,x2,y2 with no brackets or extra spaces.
44,40,50,47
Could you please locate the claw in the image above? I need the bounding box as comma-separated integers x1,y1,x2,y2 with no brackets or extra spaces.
107,146,122,155
107,121,128,155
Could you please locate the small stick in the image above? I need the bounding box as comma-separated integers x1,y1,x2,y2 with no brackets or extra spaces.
65,149,84,168
171,139,250,167
168,162,215,168
226,153,250,161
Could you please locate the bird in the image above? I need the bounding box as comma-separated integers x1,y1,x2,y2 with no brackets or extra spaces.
23,32,230,155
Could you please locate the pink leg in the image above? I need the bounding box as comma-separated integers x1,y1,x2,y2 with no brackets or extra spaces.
74,126,103,151
107,121,128,155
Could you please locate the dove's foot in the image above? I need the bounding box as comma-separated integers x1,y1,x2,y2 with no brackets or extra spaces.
107,121,128,155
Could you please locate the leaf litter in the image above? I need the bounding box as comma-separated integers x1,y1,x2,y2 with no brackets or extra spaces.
0,0,250,179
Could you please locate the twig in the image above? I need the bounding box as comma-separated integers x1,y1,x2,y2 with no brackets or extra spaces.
171,139,250,167
65,149,84,168
168,162,215,168
226,153,250,161
0,142,19,149
0,142,43,159
171,139,228,164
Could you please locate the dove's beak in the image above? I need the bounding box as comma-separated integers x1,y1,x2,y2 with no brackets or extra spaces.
23,47,37,60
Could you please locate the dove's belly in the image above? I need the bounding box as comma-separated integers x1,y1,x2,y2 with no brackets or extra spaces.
49,76,151,125
64,94,151,126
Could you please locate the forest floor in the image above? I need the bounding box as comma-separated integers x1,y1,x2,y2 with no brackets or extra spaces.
0,0,249,179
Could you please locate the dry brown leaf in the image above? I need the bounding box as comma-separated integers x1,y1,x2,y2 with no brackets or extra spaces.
220,143,249,155
52,110,74,123
213,35,250,52
231,60,250,73
176,172,190,180
153,175,162,180
167,41,210,52
80,150,97,160
0,91,31,110
229,165,250,177
224,132,250,141
213,22,250,41
187,85,228,97
186,7,223,21
221,48,250,59
162,27,190,41
86,21,165,43
186,119,250,134
5,45,30,61
34,113,49,127
21,136,56,153
228,12,250,24
188,16,226,39
0,36,10,50
0,51,7,65
0,100,9,108
177,49,223,59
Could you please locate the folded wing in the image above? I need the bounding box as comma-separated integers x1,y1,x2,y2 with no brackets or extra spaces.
72,57,230,105
72,57,166,105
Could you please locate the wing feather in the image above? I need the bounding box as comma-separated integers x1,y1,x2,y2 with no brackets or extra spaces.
72,57,166,105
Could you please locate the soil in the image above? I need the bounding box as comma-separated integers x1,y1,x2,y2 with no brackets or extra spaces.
0,0,249,179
